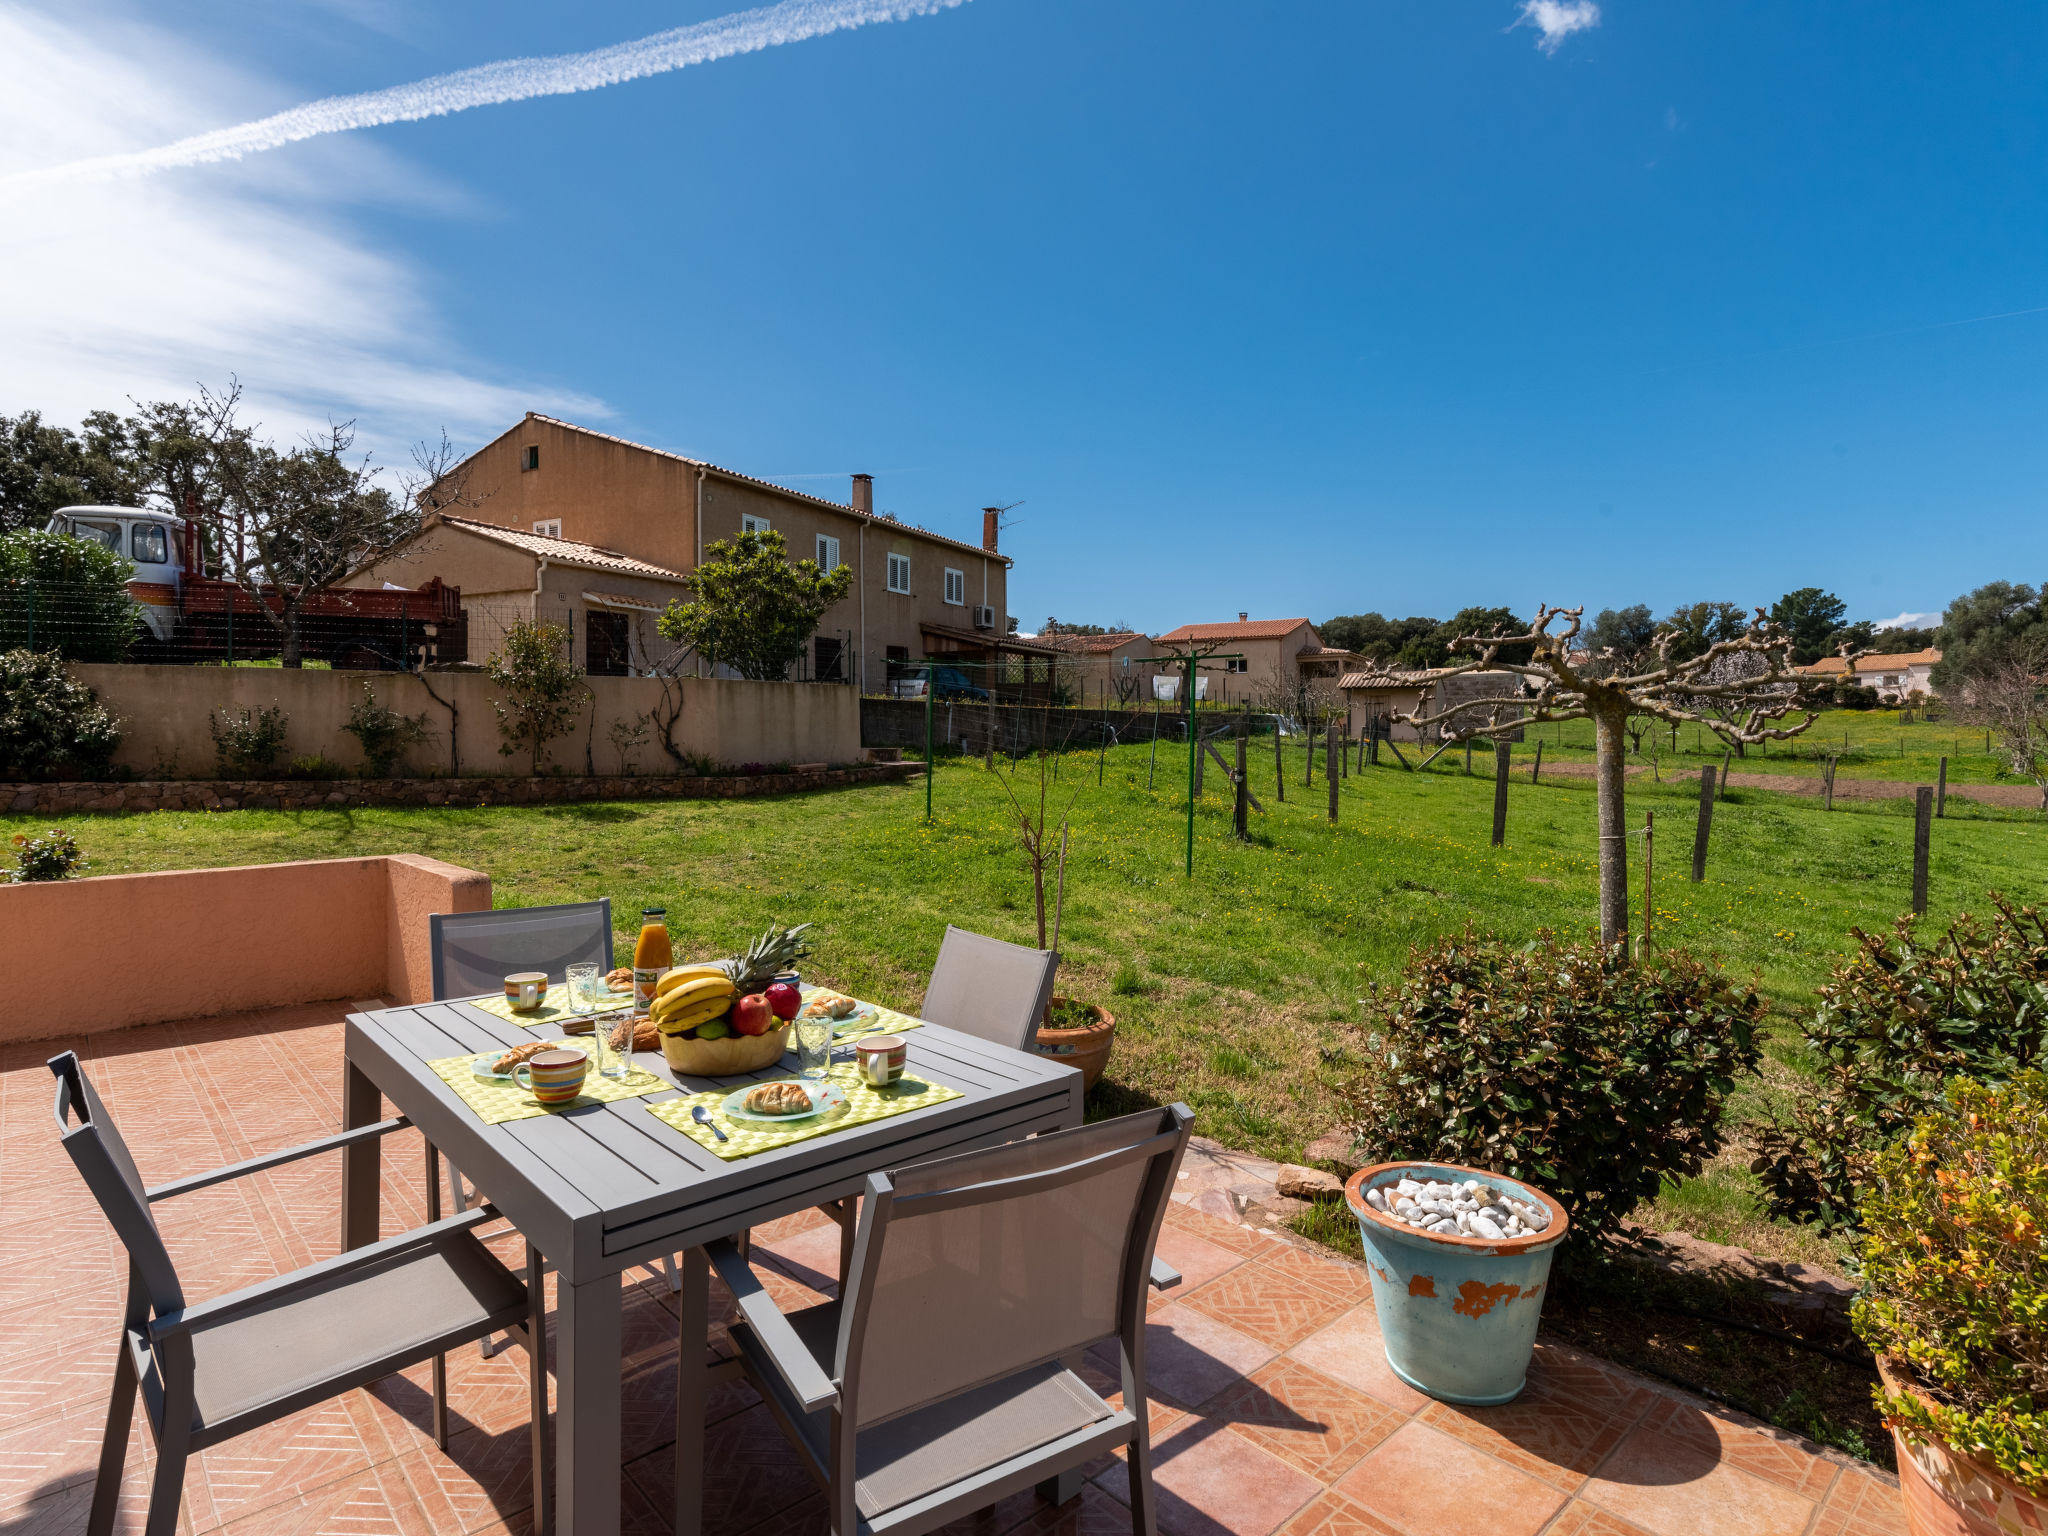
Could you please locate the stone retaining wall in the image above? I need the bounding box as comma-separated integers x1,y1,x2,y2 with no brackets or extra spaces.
4,761,924,816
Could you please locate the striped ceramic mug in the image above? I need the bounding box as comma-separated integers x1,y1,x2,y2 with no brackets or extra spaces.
514,1048,588,1106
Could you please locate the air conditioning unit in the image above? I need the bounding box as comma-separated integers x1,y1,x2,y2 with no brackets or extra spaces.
972,605,996,630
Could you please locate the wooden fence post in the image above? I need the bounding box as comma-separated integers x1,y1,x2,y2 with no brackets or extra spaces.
1823,756,1836,811
1274,718,1285,803
1642,811,1655,954
1491,740,1510,847
1464,738,1473,775
1235,724,1249,840
1531,739,1543,784
1327,724,1339,824
1913,786,1933,915
1719,747,1732,800
1692,766,1715,881
1937,756,1948,818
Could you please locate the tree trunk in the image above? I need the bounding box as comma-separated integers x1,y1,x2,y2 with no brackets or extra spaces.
280,597,303,669
1594,697,1630,951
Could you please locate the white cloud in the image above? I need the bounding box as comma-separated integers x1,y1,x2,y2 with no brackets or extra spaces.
1870,612,1943,632
0,3,602,454
1515,0,1600,55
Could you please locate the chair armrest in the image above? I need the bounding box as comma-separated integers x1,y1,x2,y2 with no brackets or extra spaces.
705,1238,839,1414
146,1117,411,1203
149,1204,498,1343
1149,1257,1181,1292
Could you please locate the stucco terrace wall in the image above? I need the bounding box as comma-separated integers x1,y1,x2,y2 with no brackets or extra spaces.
68,665,860,779
0,854,489,1042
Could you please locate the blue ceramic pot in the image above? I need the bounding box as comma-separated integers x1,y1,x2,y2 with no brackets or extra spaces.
1343,1162,1570,1405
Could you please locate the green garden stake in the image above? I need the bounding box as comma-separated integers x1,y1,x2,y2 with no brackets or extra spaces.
1185,653,1197,877
924,661,934,821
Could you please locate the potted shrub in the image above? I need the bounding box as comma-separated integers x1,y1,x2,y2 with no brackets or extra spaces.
1035,996,1117,1090
1854,1072,2048,1536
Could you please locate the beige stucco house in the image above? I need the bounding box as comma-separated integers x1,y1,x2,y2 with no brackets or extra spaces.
393,413,1052,689
1341,668,1528,743
1151,616,1361,707
1797,647,1941,703
1035,632,1163,706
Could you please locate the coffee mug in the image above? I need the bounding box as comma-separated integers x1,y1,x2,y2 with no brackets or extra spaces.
505,971,549,1011
514,1048,588,1105
856,1034,907,1087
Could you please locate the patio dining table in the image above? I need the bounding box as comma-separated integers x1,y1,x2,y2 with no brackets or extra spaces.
339,997,1083,1536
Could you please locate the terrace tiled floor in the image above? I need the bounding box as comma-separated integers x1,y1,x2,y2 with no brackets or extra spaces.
1,1004,1904,1536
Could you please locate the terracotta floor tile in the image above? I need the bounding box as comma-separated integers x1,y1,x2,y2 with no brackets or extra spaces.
396,1422,542,1535
0,1403,164,1520
1637,1397,1841,1499
1285,1307,1430,1417
751,1223,845,1297
1332,1421,1568,1536
1419,1394,1628,1492
1096,1415,1323,1536
1540,1503,1660,1536
1198,1360,1403,1481
1521,1345,1660,1427
211,1456,439,1536
1269,1489,1405,1536
1103,1304,1277,1413
1577,1426,1821,1536
1151,1227,1252,1299
624,1400,814,1536
1163,1203,1273,1260
1181,1260,1358,1354
191,1392,393,1531
1807,1466,1906,1536
1005,1482,1140,1536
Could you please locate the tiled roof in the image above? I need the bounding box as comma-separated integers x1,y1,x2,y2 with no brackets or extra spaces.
1156,618,1313,643
1037,632,1151,654
1297,645,1362,660
919,620,1058,656
1338,667,1458,689
582,589,669,611
512,415,1010,566
437,516,690,581
1799,648,1941,676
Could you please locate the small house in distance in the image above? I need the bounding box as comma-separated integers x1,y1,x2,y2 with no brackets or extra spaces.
1035,631,1159,706
1341,667,1527,743
1797,647,1941,703
1152,615,1361,706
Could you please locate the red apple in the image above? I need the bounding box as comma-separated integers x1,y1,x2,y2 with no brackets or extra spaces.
732,993,776,1036
765,982,801,1021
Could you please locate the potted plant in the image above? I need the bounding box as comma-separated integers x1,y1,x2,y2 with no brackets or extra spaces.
1035,996,1117,1090
1854,1072,2048,1536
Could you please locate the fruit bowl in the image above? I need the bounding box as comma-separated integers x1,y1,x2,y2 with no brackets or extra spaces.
660,1024,790,1077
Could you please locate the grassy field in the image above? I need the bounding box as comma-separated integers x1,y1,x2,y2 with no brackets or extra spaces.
1523,704,2031,788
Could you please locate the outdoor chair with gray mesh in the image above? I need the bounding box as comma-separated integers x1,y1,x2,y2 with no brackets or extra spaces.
48,1051,550,1536
428,899,684,1303
708,1102,1194,1536
917,924,1060,1052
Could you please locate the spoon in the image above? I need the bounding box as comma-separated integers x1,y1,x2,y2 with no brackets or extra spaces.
690,1104,728,1143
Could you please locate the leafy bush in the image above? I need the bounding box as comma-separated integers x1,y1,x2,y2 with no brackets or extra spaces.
1346,929,1763,1246
655,529,853,681
9,828,87,882
0,529,140,662
0,648,122,780
209,704,289,777
1854,1073,2048,1495
484,621,587,773
1750,899,2048,1230
342,681,429,777
282,754,344,780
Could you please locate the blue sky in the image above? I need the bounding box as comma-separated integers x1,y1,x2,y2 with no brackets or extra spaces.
3,0,2043,635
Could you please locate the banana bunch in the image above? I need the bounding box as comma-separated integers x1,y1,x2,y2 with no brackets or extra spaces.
651,965,737,1037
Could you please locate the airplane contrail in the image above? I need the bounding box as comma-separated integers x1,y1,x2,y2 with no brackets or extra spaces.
2,0,971,192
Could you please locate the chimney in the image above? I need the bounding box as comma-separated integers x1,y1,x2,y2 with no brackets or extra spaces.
1238,611,1248,623
851,473,873,516
982,507,1000,552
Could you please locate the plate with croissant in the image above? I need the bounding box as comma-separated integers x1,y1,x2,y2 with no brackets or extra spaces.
798,987,876,1032
474,1040,582,1081
720,1077,847,1124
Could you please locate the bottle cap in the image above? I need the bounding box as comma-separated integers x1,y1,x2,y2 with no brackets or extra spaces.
642,907,665,917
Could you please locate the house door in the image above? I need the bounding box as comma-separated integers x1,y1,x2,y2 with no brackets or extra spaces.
813,636,845,683
586,610,631,676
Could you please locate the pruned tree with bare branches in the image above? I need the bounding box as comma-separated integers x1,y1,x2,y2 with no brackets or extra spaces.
1400,605,1817,948
1953,641,2048,811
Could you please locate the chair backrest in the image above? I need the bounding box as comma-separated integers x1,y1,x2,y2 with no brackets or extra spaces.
835,1103,1192,1429
48,1052,185,1316
429,900,613,999
918,925,1059,1051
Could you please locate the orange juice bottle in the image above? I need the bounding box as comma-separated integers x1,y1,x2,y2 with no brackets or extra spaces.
632,908,673,1013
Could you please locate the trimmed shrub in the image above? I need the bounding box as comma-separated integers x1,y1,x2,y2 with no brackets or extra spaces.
1854,1072,2048,1495
209,704,289,777
9,827,88,882
1750,898,2048,1230
342,681,428,777
0,529,140,662
1346,929,1763,1246
0,648,122,780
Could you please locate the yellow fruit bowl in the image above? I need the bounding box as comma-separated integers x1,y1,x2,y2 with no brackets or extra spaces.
660,1024,790,1078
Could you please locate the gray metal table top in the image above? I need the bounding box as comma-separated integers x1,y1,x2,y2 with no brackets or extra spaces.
340,997,1083,1536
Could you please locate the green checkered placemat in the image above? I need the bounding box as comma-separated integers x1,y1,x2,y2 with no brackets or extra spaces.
462,985,635,1028
833,1000,926,1040
647,1061,961,1160
427,1042,670,1125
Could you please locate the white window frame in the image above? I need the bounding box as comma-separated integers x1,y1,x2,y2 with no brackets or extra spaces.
943,567,965,606
887,553,912,594
816,534,841,572
532,519,562,539
1226,657,1248,673
742,514,772,535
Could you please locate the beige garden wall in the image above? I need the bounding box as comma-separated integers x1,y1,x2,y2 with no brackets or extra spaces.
66,665,860,779
0,854,490,1042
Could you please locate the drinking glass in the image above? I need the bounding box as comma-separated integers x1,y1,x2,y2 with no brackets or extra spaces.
794,1013,833,1080
567,962,601,1014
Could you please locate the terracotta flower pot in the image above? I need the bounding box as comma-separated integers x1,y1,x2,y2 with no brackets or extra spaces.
1877,1356,2048,1536
660,1023,790,1077
1033,998,1116,1091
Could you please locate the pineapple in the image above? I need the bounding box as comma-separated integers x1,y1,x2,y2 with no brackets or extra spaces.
720,921,814,994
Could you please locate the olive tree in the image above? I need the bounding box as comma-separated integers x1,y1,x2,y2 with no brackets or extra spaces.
1401,605,1815,949
656,529,853,680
